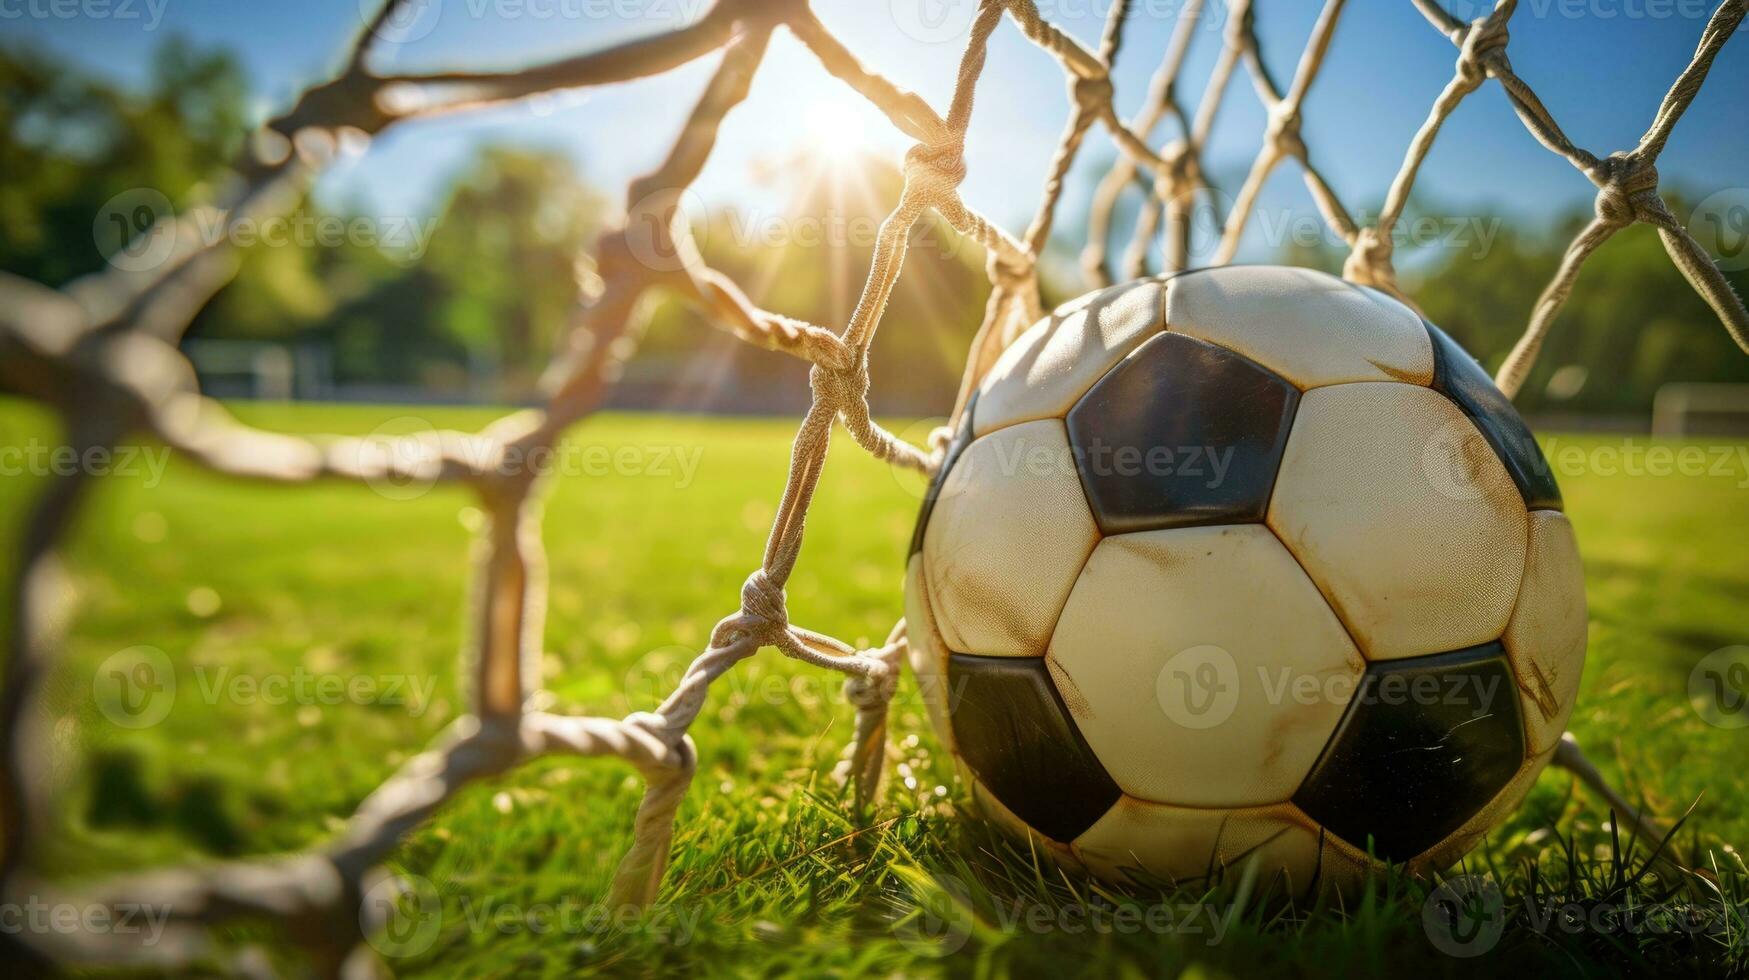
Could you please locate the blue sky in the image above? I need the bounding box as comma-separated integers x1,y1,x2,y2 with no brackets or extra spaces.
8,0,1747,265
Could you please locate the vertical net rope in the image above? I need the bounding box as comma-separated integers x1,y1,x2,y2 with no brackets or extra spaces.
0,0,1743,971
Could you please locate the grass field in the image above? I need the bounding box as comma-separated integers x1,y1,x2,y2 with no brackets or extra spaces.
2,400,1747,977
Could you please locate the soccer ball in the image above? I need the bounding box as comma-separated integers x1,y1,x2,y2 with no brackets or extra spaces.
905,266,1585,892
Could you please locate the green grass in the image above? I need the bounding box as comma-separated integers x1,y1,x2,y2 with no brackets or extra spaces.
2,401,1747,977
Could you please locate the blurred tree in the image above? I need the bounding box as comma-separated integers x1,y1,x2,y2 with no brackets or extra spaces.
1408,200,1749,417
200,147,605,398
0,38,245,286
422,148,604,398
2,40,606,397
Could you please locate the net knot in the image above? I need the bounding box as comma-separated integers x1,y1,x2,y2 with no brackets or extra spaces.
986,252,1033,292
904,142,968,198
1264,103,1306,160
927,423,954,457
809,359,870,411
738,569,788,636
1071,73,1114,116
844,660,897,709
1343,226,1397,289
1591,154,1660,227
1158,139,1202,200
1456,14,1510,88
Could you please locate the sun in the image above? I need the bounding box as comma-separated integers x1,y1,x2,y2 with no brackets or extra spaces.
802,96,871,164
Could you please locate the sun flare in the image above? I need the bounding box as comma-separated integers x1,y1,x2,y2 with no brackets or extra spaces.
802,97,871,164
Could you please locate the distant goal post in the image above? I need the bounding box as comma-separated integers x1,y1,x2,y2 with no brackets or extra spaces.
1652,383,1749,436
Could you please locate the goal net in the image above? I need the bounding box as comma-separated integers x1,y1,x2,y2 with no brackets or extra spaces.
1,0,1743,971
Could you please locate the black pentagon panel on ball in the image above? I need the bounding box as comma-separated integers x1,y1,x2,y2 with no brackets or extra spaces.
1292,642,1525,863
1065,331,1298,534
947,653,1121,843
1424,321,1562,511
909,391,980,557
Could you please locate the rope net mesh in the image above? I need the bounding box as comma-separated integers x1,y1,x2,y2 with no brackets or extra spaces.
1,0,1744,970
